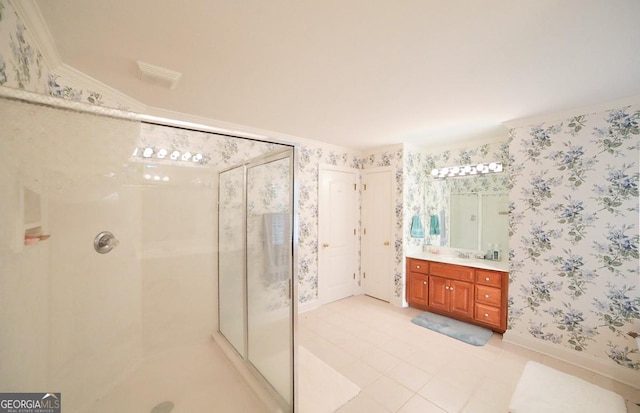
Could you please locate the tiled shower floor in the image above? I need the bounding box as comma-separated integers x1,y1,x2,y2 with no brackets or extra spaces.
90,340,269,413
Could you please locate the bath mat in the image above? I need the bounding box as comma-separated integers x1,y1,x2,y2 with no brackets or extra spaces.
411,311,492,346
508,361,626,413
298,346,360,413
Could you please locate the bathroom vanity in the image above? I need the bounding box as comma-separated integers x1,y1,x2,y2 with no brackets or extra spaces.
406,254,508,333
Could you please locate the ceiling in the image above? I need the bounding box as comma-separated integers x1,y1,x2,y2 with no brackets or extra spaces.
35,0,640,149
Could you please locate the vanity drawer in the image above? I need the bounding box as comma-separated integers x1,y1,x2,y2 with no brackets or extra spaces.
430,262,474,282
475,285,501,307
475,303,502,328
408,259,429,275
476,270,503,287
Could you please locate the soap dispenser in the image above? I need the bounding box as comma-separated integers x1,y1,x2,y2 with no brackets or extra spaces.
493,244,501,261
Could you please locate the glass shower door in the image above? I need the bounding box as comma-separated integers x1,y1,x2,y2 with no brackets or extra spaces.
218,165,247,357
246,150,294,408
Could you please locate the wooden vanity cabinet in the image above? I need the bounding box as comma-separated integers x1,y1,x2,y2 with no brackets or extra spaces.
406,258,508,333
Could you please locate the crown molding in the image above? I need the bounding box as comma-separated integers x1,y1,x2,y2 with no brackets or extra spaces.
10,0,62,69
54,64,147,112
503,93,640,129
145,105,305,146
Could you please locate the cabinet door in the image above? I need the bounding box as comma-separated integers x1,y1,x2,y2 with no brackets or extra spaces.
408,272,428,307
449,280,473,318
428,276,448,312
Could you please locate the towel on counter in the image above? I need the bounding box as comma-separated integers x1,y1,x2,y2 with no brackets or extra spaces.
429,214,440,235
410,215,424,238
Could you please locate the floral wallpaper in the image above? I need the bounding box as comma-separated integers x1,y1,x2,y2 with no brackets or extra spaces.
0,0,123,108
509,105,640,371
0,0,46,93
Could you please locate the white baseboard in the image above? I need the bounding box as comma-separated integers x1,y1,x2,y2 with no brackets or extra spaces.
503,331,640,390
297,299,319,314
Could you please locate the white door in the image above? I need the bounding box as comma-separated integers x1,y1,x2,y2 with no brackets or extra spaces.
362,167,392,302
318,166,358,304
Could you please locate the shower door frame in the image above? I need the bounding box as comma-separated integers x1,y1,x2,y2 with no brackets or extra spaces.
218,147,298,412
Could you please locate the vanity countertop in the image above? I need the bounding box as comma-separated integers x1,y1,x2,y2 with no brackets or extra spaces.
406,251,509,272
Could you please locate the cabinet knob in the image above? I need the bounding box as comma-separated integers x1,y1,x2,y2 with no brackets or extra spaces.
484,294,490,298
484,313,489,317
485,277,490,281
416,265,420,269
423,281,427,285
450,287,454,291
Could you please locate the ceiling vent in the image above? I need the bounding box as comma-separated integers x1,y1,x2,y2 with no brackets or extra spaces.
137,61,182,89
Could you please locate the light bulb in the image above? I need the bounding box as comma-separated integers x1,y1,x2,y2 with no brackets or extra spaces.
170,150,180,160
142,147,153,158
157,148,168,159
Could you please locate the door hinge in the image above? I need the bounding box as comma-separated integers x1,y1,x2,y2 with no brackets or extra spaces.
287,279,291,300
353,183,356,190
353,228,356,235
364,184,367,190
363,228,367,235
353,273,356,280
363,272,366,278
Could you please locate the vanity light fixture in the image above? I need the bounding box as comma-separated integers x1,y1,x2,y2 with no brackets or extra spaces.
431,162,503,179
131,147,208,165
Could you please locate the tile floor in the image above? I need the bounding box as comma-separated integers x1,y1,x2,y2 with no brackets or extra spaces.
298,295,640,413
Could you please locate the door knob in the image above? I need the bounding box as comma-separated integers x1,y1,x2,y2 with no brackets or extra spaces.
384,241,390,246
322,243,329,248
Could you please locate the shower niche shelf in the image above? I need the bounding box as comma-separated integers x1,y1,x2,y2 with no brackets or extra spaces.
16,183,49,251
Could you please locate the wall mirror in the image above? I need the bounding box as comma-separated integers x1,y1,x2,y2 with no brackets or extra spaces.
423,168,509,253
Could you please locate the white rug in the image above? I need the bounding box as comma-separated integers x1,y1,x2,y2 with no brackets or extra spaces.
298,346,360,413
508,361,627,413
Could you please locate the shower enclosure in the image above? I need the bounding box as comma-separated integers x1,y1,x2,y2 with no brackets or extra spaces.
218,150,294,407
0,88,296,412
